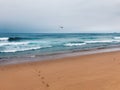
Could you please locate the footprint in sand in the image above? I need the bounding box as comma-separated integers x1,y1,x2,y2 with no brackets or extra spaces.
41,77,45,79
46,84,50,87
38,74,41,77
37,70,50,88
42,81,45,84
37,70,41,77
42,81,50,88
38,70,41,73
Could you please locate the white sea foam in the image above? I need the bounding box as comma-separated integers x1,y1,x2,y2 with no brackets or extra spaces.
64,40,120,47
1,47,41,53
85,40,120,43
0,37,9,41
114,37,120,39
0,42,30,46
64,43,86,47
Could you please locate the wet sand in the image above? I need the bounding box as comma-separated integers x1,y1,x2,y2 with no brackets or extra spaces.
1,51,120,90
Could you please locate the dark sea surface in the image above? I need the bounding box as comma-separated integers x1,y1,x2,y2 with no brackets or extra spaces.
0,33,120,65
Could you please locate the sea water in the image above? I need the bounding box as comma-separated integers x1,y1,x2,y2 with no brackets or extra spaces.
0,33,120,60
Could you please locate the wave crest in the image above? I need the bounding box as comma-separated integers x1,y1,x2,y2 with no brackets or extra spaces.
0,42,30,47
0,37,9,41
0,47,41,53
0,37,29,41
8,37,24,41
64,43,86,47
114,37,120,39
85,40,120,43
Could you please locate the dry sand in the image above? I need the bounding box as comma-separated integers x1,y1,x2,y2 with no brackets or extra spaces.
1,51,120,90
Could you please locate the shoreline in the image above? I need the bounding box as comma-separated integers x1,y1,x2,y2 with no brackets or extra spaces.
1,46,120,66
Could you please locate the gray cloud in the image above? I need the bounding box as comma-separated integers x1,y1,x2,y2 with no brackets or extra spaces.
0,0,120,33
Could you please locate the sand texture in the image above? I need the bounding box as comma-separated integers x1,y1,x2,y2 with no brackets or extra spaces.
1,51,120,90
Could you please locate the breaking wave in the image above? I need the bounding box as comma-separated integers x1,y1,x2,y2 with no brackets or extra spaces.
0,37,28,41
0,37,9,41
0,42,30,46
0,47,42,53
64,43,86,47
114,37,120,39
85,40,120,43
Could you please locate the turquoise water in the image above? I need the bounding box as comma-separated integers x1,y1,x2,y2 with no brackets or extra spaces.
0,33,120,59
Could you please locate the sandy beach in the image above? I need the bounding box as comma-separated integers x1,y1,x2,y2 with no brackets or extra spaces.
1,51,120,90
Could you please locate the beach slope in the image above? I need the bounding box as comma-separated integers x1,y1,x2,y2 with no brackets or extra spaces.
1,51,120,90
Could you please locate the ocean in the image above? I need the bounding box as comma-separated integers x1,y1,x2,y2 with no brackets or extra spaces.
0,33,120,64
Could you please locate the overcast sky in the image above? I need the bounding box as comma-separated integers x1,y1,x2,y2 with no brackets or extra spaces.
0,0,120,33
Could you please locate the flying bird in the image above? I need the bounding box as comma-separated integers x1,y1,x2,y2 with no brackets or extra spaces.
59,26,64,29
